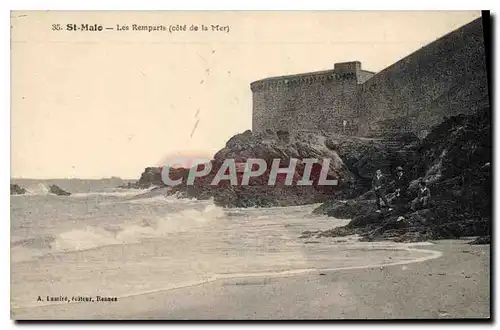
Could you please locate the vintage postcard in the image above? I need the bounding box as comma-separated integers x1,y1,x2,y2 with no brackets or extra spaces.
10,10,491,320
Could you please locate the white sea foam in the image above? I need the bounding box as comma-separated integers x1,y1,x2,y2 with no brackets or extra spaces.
24,183,50,196
70,189,147,198
118,193,198,205
49,204,226,253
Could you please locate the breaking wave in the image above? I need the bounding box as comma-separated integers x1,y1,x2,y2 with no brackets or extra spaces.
122,194,196,205
12,204,226,258
23,183,50,196
70,189,147,198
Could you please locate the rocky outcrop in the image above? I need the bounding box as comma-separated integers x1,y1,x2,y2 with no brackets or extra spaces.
134,129,400,207
10,184,26,195
49,185,71,196
162,130,356,207
328,132,419,178
137,167,163,188
310,107,491,242
133,127,418,208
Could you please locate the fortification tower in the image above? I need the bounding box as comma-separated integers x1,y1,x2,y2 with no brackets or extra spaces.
250,61,374,136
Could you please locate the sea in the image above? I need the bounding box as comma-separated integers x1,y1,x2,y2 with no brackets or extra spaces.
10,179,441,313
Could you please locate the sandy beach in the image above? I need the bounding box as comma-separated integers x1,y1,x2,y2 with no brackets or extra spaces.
12,238,490,320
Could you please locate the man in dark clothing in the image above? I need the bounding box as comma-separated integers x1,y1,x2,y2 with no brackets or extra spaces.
372,169,393,213
394,166,409,205
411,180,431,211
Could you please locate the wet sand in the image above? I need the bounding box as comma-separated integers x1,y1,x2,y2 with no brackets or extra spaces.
12,239,490,320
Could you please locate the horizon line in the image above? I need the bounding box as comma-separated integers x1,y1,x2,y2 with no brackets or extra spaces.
10,177,139,181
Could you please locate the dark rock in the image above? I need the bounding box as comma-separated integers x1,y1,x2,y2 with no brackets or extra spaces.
312,108,491,242
313,199,378,220
49,185,71,196
316,226,358,238
10,184,26,195
137,167,163,188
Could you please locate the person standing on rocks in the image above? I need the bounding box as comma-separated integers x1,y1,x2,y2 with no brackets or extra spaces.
411,180,431,211
394,166,408,205
372,169,393,213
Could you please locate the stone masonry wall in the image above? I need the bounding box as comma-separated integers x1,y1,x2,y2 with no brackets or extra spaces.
251,17,488,139
355,17,488,137
251,69,361,135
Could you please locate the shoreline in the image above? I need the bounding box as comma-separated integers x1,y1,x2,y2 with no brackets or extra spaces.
10,239,440,310
11,238,490,320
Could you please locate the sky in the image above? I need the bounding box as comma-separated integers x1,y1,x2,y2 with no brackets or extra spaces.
11,11,482,179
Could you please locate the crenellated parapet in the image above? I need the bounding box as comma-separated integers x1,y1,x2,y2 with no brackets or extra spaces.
250,70,357,92
251,61,368,135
